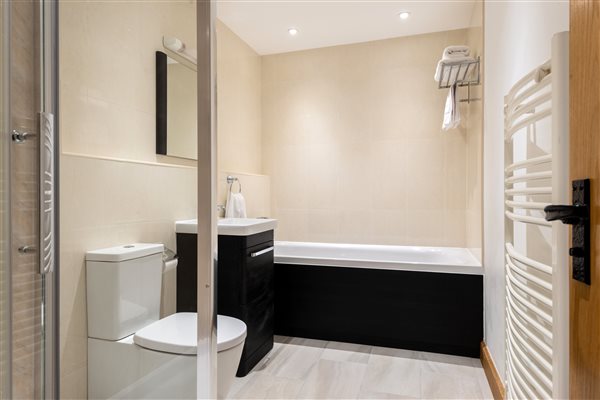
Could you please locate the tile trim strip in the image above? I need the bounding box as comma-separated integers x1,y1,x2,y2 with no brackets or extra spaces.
62,152,197,169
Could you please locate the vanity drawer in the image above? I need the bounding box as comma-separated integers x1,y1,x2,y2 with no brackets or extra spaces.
244,230,274,248
241,242,274,304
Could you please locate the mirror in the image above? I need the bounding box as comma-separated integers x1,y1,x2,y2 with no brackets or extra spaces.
156,50,197,160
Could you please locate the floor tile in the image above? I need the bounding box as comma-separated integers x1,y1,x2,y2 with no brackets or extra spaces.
362,347,422,398
298,359,367,399
228,373,253,397
357,389,419,399
262,337,327,380
233,338,495,400
471,360,494,399
420,370,484,399
321,341,372,364
230,371,304,399
371,346,422,360
419,351,482,379
275,335,293,344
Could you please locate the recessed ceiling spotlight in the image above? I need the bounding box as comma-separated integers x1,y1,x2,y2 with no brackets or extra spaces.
288,27,299,36
399,11,411,20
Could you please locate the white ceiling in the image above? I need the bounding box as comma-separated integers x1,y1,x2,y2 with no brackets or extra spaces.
217,1,479,55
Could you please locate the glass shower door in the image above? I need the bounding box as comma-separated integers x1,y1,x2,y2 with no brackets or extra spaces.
0,0,58,398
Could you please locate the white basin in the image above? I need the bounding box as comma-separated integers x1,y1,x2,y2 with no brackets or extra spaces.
218,218,278,236
175,218,277,236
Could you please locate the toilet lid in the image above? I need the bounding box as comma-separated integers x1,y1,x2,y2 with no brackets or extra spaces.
133,313,247,355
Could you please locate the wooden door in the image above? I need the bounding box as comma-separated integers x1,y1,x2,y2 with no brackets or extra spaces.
570,1,600,398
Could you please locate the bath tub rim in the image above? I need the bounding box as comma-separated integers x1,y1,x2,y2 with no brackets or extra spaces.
274,241,483,276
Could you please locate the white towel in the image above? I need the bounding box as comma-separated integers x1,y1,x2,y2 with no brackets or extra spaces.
434,55,475,83
225,192,247,218
443,45,470,59
442,83,460,131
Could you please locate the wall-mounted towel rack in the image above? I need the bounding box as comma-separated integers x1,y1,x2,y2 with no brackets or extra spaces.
438,57,481,103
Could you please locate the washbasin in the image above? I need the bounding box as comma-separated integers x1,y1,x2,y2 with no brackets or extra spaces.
175,218,277,236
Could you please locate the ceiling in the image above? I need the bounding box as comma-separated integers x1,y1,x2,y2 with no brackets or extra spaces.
217,1,479,55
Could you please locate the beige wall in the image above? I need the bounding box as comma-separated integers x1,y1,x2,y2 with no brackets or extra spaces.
60,1,196,165
262,29,482,247
465,1,483,261
216,20,270,217
484,0,568,382
59,1,197,399
217,20,262,175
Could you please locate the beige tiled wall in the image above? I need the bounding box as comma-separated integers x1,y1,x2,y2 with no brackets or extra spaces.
59,2,197,398
465,4,483,261
262,29,482,247
60,1,196,164
216,20,262,175
216,20,269,215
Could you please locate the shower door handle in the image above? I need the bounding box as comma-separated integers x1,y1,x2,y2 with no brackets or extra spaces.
39,112,54,275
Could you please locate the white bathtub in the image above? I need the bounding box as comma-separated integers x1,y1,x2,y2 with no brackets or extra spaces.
274,241,483,275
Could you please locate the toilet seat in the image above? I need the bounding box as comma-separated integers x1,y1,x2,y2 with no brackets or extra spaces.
133,312,246,355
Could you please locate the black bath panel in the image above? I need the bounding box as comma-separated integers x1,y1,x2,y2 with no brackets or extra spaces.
274,264,483,358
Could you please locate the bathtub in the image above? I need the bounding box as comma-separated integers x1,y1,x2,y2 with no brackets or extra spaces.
274,241,482,275
272,241,484,357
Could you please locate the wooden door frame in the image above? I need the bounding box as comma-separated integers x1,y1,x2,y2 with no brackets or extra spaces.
569,1,600,398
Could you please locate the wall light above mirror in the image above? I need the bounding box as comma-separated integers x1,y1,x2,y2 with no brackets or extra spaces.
156,36,198,160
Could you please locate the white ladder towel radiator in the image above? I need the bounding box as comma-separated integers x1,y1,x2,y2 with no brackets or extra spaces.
503,32,569,400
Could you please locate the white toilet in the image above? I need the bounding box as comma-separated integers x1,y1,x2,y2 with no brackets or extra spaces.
86,243,246,399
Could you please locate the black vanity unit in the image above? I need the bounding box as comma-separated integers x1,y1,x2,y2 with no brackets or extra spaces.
218,230,274,376
176,229,275,377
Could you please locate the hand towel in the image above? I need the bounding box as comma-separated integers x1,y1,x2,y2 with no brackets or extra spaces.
442,83,461,131
225,192,247,218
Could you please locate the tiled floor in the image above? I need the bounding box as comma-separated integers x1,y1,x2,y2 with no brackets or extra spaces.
227,336,494,399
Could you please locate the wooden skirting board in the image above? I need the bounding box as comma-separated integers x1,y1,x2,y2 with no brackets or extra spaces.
480,341,506,400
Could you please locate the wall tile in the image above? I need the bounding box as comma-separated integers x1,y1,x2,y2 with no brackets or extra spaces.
217,20,263,175
263,28,482,248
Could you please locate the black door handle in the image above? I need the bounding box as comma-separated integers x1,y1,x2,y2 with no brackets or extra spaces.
544,204,589,224
543,179,591,284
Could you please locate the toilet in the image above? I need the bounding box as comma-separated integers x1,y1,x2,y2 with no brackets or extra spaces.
86,243,246,399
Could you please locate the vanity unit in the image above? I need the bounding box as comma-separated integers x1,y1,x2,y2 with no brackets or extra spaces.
175,218,278,377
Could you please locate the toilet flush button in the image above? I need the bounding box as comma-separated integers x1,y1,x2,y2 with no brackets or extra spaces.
123,245,135,248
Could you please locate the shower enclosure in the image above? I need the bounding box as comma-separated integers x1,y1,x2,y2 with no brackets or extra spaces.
0,0,58,398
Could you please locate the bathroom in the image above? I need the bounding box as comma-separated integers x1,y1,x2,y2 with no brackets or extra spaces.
1,0,587,399
59,1,486,397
